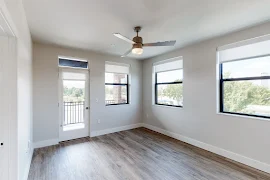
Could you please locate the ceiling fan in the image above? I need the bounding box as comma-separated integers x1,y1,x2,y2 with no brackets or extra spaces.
114,26,176,57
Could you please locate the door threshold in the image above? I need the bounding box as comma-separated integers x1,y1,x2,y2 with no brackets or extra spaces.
63,123,85,131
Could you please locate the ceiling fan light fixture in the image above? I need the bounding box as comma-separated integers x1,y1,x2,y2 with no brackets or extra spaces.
114,26,176,57
132,47,143,55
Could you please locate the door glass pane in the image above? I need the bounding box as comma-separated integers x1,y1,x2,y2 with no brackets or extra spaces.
223,79,270,117
63,80,85,126
63,80,85,102
157,83,183,106
222,56,270,78
105,85,127,105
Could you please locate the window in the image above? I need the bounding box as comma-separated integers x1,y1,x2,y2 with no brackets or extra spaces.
59,57,88,69
218,36,270,118
105,62,130,105
154,58,183,107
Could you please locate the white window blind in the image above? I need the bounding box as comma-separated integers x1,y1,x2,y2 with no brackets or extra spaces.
62,71,88,80
217,34,270,63
154,57,183,73
105,62,130,74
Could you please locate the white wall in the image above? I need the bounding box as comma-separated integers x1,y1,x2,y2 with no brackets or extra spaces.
142,22,270,172
33,43,142,143
0,0,33,180
0,35,16,180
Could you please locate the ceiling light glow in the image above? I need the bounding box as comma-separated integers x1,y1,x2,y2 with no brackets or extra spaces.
132,48,143,55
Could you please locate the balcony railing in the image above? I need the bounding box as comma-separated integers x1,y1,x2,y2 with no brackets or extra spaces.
63,101,84,126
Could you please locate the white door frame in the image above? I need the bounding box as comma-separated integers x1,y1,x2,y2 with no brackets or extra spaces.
58,67,90,142
0,6,17,180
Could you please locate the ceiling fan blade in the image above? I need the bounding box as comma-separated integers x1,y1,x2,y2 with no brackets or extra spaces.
121,48,132,57
114,33,135,44
143,40,176,47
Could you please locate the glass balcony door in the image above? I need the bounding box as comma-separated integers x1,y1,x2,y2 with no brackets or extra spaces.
59,68,90,141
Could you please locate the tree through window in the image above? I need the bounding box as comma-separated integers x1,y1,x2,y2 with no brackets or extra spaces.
218,37,270,118
154,58,183,107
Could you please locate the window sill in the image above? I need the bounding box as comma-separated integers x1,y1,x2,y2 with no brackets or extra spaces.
153,104,183,109
217,112,270,122
105,103,130,107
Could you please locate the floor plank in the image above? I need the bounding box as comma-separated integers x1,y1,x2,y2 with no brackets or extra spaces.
28,128,270,180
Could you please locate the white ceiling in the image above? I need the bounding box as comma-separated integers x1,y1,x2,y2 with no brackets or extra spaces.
23,0,270,60
0,27,5,36
0,12,11,37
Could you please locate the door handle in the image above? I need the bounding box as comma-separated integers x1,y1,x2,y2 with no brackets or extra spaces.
86,107,89,110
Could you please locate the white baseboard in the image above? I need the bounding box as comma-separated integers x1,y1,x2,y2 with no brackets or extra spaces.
142,123,270,174
31,123,270,174
22,146,34,180
90,123,143,137
33,123,143,148
33,138,59,149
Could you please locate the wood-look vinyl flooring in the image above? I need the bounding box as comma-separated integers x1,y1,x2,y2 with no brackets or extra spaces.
28,128,270,180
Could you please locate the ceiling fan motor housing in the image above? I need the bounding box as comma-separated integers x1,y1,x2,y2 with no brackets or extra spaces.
133,36,143,46
133,42,143,49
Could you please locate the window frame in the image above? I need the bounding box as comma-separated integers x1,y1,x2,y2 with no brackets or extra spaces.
58,57,88,69
219,61,270,119
155,69,183,108
105,73,129,106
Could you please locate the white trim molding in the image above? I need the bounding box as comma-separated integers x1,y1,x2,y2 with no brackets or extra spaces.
142,123,270,174
90,123,143,137
32,123,270,174
33,139,59,149
33,123,143,148
22,146,34,180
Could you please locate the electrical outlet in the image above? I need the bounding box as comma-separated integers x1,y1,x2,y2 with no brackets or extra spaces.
97,119,101,124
